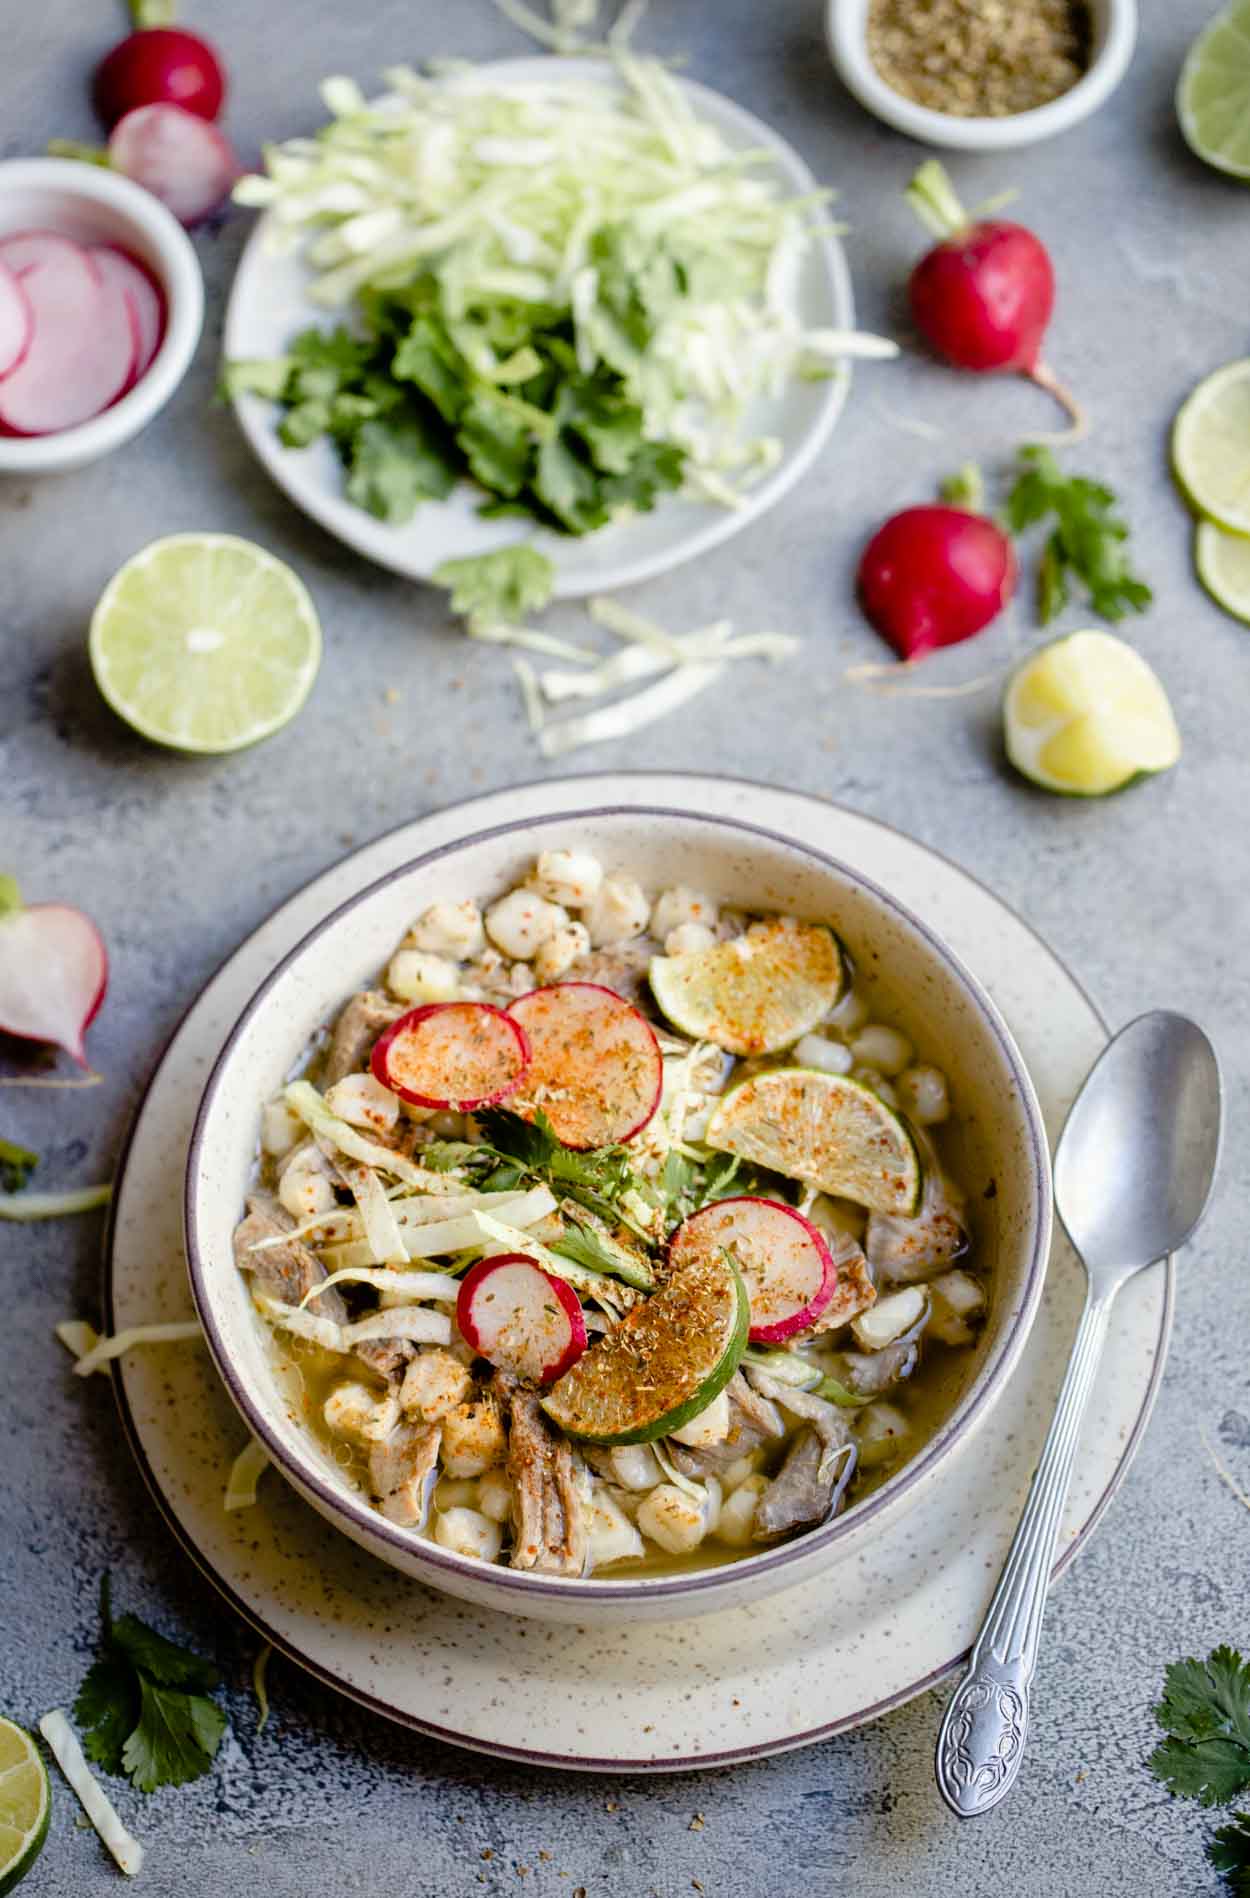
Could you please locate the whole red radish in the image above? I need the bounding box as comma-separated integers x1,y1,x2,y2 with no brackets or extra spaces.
94,26,225,128
858,503,1016,662
906,159,1082,436
0,877,108,1066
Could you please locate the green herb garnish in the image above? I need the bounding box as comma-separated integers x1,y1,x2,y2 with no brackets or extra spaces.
0,1137,37,1193
434,545,556,624
1006,445,1152,625
1211,1815,1250,1892
73,1577,227,1794
1147,1645,1250,1890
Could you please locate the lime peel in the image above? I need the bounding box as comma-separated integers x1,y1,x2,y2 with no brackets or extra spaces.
0,1717,50,1896
1172,359,1250,537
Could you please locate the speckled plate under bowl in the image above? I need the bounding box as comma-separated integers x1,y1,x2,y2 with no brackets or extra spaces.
106,776,1171,1767
184,803,1051,1625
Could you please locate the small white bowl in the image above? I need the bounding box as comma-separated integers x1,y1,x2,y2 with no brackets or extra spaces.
185,805,1052,1626
0,158,203,474
826,0,1138,152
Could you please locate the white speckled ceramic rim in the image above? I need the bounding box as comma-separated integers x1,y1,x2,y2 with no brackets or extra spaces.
184,802,1052,1608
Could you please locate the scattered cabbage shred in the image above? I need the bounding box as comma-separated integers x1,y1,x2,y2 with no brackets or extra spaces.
233,53,892,494
39,1710,145,1877
224,1437,271,1511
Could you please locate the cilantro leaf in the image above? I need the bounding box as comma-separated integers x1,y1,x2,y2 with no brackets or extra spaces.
1211,1813,1250,1893
433,545,555,622
0,1136,37,1193
456,390,534,499
111,1613,219,1692
287,326,374,384
345,410,459,523
219,358,293,402
550,1215,628,1276
74,1654,139,1776
122,1678,226,1794
1149,1647,1250,1807
392,314,471,424
1006,446,1152,626
472,1105,561,1171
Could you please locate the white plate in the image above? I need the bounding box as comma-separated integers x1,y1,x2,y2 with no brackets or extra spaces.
104,774,1171,1772
223,60,853,599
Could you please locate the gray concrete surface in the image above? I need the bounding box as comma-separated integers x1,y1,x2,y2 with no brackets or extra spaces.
2,1,1246,1892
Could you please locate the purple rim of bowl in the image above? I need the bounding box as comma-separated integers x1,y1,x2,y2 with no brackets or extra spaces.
184,804,1053,1607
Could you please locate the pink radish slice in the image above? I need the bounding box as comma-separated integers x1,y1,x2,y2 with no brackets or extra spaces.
456,1252,588,1384
91,247,164,379
371,1002,530,1112
108,103,238,226
0,230,88,280
507,982,663,1150
0,898,108,1066
0,246,137,435
668,1196,836,1344
0,263,33,379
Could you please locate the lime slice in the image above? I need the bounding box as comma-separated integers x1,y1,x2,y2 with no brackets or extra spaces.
707,1068,921,1216
1178,0,1250,178
1195,516,1250,622
0,1719,50,1896
89,534,322,753
1172,360,1250,534
649,919,844,1056
541,1253,748,1445
1004,631,1181,797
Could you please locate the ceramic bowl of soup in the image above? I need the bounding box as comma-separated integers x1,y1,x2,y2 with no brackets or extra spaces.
185,805,1052,1625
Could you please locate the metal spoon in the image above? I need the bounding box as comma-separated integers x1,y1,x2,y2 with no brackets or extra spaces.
935,1010,1223,1818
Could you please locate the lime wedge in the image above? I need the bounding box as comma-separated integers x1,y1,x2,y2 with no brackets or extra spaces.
1178,0,1250,178
1004,631,1181,797
1172,360,1250,535
89,534,322,753
1196,516,1250,622
706,1067,921,1216
0,1719,50,1896
649,919,843,1056
542,1253,748,1445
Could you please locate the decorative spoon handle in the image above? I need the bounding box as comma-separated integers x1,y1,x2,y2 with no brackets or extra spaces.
935,1292,1113,1817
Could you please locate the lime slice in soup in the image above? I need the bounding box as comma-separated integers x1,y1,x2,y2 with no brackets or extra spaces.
541,1252,748,1445
649,918,844,1055
0,1717,51,1896
707,1068,922,1216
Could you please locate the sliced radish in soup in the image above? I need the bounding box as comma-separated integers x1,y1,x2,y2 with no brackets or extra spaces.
371,1001,529,1111
668,1195,836,1344
0,263,33,379
507,982,662,1149
457,1252,588,1384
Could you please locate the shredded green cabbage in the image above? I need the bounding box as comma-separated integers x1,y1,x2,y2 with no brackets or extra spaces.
224,1437,271,1511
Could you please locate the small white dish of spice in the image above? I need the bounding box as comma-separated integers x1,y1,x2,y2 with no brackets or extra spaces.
826,0,1137,150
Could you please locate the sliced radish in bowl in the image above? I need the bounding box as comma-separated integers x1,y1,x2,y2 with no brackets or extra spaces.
0,230,87,280
91,247,165,381
457,1252,588,1385
0,263,33,379
371,1001,530,1111
0,244,137,436
668,1196,836,1344
507,982,662,1150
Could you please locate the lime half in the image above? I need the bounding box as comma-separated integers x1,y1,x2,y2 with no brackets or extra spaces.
89,534,322,753
0,1718,50,1896
1196,516,1250,622
1172,360,1250,535
1178,0,1250,178
1004,631,1181,797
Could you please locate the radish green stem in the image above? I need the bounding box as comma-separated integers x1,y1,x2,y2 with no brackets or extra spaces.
1028,360,1088,442
0,877,20,919
905,159,970,240
129,0,177,25
940,463,986,512
47,139,112,167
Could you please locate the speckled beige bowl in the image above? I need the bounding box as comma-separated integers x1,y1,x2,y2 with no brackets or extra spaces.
185,806,1051,1624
